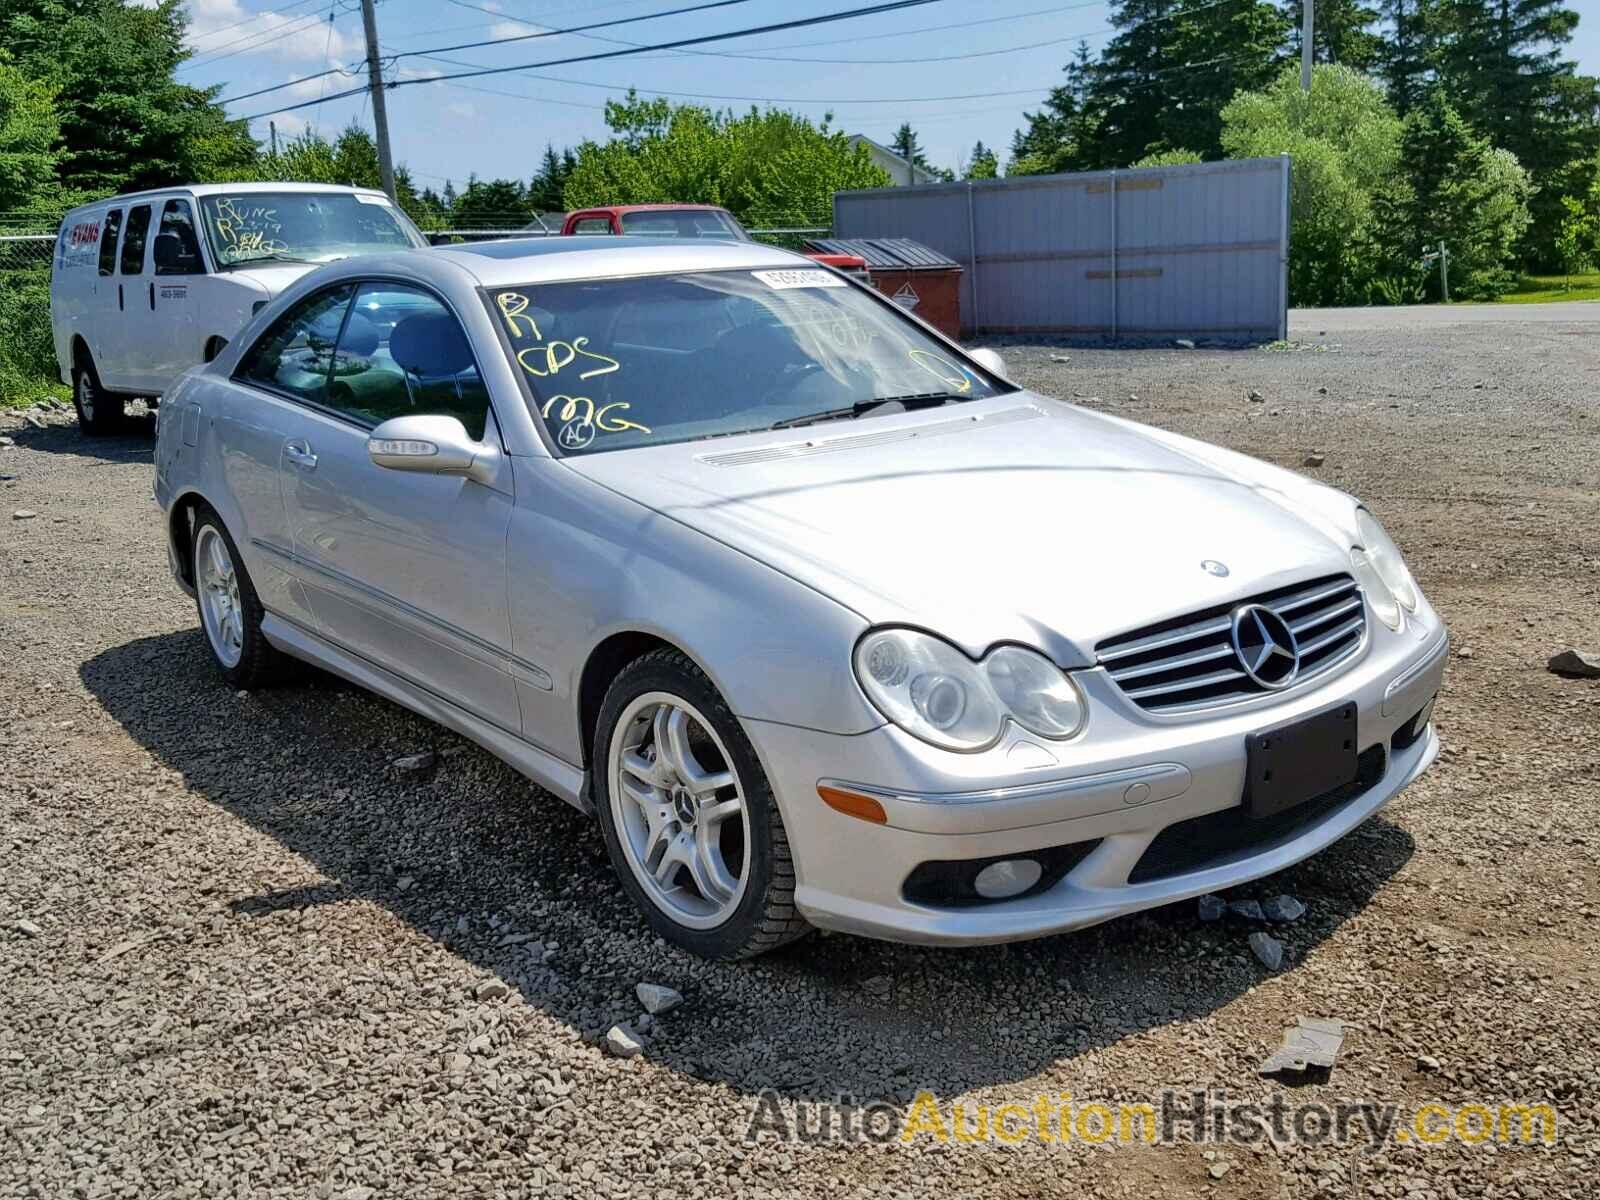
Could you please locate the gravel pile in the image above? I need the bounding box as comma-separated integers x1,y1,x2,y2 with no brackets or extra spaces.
3,315,1597,1196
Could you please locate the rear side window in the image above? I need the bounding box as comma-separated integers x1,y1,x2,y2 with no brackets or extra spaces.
120,205,152,275
320,283,491,439
570,217,613,234
97,210,123,277
236,285,357,406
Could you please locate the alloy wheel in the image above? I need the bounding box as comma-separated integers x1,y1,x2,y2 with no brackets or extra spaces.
607,692,750,930
195,524,244,668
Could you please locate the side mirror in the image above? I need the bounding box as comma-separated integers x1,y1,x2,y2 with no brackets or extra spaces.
968,347,1008,378
368,414,499,486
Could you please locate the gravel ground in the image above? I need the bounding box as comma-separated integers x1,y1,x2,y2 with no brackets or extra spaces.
3,316,1598,1198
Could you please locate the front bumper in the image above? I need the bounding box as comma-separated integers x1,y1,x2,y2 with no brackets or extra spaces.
746,612,1448,946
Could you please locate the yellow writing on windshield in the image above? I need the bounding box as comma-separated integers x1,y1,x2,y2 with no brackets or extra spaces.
909,349,973,394
541,395,651,434
516,336,620,381
496,291,542,340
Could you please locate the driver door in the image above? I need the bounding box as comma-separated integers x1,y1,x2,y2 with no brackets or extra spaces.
275,281,521,733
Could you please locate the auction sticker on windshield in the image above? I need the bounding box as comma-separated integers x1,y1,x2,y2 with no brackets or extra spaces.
752,269,846,289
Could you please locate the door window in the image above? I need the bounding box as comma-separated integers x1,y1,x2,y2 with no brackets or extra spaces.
97,210,123,277
320,284,491,439
155,199,206,275
120,205,152,275
235,285,357,406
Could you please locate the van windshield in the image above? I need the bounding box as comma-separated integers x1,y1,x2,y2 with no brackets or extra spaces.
198,192,422,267
488,268,1012,455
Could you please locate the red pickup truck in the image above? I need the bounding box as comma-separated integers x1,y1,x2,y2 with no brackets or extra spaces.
560,204,866,273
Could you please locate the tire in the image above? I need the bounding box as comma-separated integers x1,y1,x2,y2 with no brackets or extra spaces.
593,648,810,960
191,507,283,689
72,356,125,437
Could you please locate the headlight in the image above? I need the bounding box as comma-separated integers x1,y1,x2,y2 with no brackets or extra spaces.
1351,548,1403,631
854,629,1085,751
1356,509,1418,611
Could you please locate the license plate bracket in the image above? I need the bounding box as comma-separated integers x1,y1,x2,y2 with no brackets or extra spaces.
1244,702,1359,820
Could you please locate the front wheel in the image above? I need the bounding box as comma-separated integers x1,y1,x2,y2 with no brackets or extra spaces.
594,649,810,959
72,359,124,436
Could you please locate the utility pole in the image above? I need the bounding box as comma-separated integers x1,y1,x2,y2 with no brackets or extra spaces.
269,120,278,157
1438,240,1450,303
1300,0,1314,91
359,0,397,201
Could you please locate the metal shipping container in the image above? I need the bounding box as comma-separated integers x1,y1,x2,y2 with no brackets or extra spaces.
833,156,1290,342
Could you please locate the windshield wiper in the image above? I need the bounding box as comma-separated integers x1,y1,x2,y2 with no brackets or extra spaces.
221,252,318,269
768,392,963,431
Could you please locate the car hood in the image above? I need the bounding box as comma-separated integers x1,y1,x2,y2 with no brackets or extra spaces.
564,395,1358,667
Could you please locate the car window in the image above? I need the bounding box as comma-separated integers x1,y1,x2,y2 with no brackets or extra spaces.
120,204,152,275
488,269,1010,455
570,217,613,234
236,285,357,406
97,210,123,277
156,199,206,275
619,210,745,240
320,284,491,440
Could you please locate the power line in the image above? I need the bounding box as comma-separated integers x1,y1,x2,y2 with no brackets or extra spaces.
236,0,951,120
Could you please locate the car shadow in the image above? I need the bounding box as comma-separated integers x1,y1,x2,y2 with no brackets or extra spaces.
81,629,1415,1104
4,411,155,461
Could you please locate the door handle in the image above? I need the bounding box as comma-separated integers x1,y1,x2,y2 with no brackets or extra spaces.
148,282,155,310
283,439,318,470
117,284,123,312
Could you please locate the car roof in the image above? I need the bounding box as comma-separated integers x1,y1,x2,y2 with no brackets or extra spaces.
428,235,809,286
63,182,390,217
572,204,735,216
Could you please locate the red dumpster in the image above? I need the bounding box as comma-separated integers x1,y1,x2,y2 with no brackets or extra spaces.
803,237,963,339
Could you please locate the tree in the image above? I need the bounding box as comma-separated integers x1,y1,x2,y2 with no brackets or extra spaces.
451,176,532,229
1430,0,1600,268
1553,194,1595,284
890,123,929,170
528,143,576,213
1377,0,1438,115
1,0,256,195
1284,0,1382,70
965,141,999,179
0,64,64,218
1132,148,1204,166
1222,65,1405,304
1010,41,1098,174
1394,89,1532,299
563,95,890,227
1055,0,1290,168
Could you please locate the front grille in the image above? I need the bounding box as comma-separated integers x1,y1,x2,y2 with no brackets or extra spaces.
1097,574,1367,714
1128,745,1386,884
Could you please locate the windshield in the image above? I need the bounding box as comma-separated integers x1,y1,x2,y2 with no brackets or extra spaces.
488,268,1011,455
198,192,422,266
618,209,747,240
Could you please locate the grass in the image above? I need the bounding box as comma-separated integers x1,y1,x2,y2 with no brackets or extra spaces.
1490,272,1600,304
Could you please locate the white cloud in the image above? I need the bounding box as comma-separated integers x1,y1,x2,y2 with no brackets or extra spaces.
183,0,363,66
489,19,544,40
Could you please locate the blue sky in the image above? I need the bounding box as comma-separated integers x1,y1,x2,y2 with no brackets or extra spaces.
172,0,1600,198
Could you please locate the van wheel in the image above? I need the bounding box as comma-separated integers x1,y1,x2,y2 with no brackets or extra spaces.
72,359,124,436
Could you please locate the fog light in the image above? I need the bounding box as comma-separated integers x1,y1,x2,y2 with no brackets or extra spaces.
973,858,1042,900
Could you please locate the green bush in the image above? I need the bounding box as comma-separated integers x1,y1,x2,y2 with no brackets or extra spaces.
0,269,61,408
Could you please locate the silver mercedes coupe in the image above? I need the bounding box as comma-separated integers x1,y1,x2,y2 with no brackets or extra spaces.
153,237,1447,959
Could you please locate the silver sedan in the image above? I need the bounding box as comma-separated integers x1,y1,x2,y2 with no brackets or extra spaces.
153,237,1447,959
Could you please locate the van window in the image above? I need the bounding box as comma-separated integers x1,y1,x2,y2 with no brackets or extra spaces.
236,285,357,407
120,205,152,275
97,210,123,277
321,284,491,439
155,199,205,275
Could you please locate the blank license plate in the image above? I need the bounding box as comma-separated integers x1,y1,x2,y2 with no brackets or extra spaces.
1244,702,1359,819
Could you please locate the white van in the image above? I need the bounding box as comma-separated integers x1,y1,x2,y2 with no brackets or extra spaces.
52,182,428,435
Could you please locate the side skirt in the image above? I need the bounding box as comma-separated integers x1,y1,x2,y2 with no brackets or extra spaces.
261,612,592,814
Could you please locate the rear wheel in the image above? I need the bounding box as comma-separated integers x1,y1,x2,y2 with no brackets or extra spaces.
594,649,810,959
72,357,124,436
192,509,282,689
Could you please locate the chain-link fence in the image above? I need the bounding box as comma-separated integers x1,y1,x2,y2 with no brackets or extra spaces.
0,233,60,406
0,233,56,272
